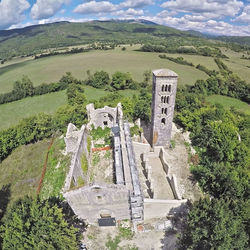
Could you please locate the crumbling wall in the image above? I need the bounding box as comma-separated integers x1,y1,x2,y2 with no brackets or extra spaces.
64,123,90,191
64,184,130,223
86,103,118,129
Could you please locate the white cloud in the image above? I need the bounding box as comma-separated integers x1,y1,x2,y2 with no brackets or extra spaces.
0,0,30,29
114,8,144,17
120,0,154,8
161,0,243,18
74,0,153,15
234,5,250,23
141,14,250,36
30,0,70,20
74,1,118,14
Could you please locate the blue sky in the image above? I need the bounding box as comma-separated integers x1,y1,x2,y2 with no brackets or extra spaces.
0,0,249,35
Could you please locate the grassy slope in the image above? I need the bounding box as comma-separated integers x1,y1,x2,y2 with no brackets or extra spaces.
207,95,250,115
40,137,70,200
0,46,208,93
0,139,50,206
220,48,250,84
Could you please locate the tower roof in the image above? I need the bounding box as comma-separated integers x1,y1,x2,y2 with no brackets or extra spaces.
152,69,178,77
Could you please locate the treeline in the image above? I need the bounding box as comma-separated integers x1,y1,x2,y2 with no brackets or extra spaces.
0,82,88,162
141,44,228,58
0,73,81,105
34,43,116,60
158,54,227,77
84,70,139,90
159,55,194,66
0,69,143,105
195,64,217,76
34,47,90,59
191,58,250,103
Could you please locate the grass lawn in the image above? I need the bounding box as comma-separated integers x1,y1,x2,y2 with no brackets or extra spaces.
0,46,209,93
207,95,250,115
0,139,50,210
0,90,67,130
0,86,137,130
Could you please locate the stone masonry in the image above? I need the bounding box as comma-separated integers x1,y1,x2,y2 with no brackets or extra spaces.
150,69,178,147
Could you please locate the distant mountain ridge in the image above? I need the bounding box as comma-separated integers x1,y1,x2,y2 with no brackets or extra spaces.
0,20,248,59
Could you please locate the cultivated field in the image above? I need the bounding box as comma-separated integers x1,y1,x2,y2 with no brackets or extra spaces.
207,95,250,115
0,46,209,93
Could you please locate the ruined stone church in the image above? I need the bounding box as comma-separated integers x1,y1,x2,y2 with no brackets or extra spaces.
62,69,185,230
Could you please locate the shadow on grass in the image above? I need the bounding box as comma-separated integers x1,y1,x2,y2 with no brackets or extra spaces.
0,184,11,221
0,184,11,248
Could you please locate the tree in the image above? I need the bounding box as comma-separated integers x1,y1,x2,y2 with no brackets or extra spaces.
178,197,249,250
140,70,151,89
0,197,79,250
192,120,240,162
92,71,110,88
66,83,86,106
111,72,134,90
133,89,151,122
59,72,80,89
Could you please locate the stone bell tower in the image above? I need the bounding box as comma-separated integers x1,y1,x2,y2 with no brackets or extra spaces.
150,69,178,147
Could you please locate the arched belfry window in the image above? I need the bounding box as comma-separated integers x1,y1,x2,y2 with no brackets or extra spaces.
164,96,167,103
165,108,168,115
168,85,171,92
161,118,166,125
161,85,165,92
165,85,168,91
161,108,164,114
161,96,164,103
167,96,170,104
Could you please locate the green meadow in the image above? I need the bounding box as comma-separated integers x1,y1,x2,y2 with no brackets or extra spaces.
0,46,209,93
0,91,67,130
0,86,137,130
207,95,250,115
0,46,249,130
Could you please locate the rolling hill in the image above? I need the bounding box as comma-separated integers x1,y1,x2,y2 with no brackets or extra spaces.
0,20,223,59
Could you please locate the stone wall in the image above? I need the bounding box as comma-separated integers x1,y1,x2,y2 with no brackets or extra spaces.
64,184,130,223
167,174,182,200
